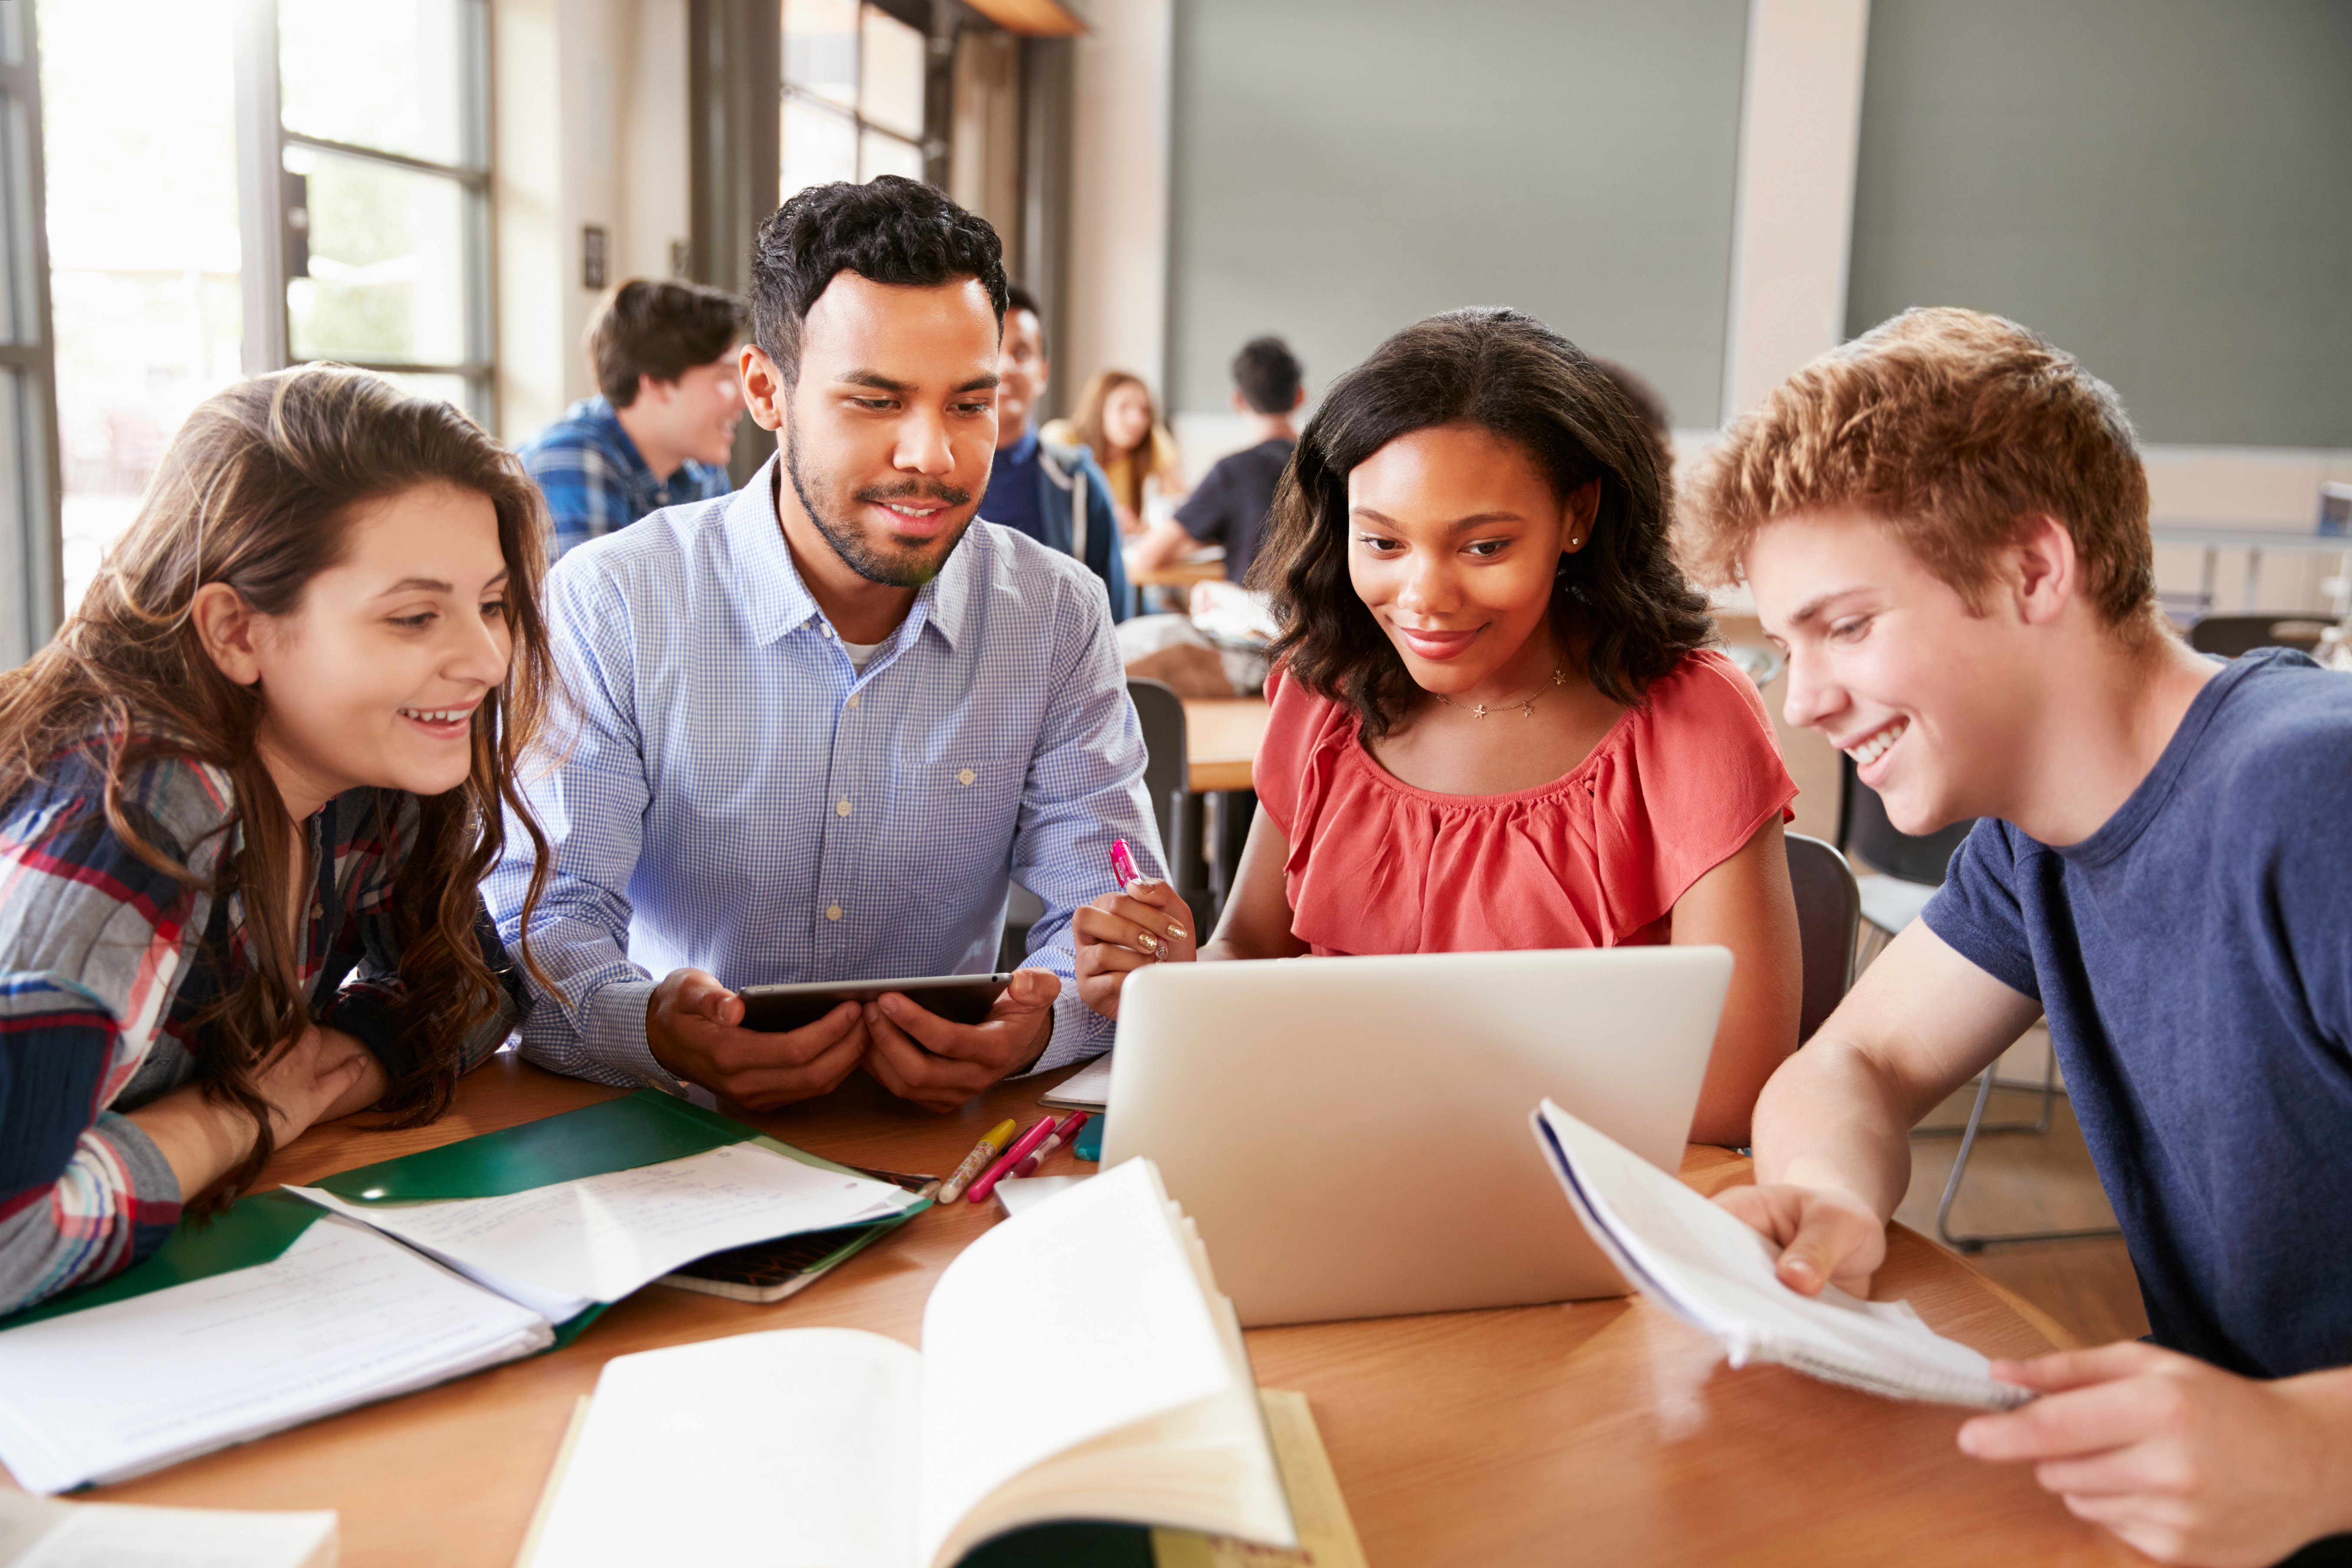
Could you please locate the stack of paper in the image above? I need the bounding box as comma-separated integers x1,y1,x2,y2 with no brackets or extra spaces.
1530,1099,2032,1410
0,1217,551,1493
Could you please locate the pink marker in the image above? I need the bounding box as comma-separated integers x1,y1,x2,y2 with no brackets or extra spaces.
1013,1112,1089,1178
1108,838,1140,887
967,1114,1059,1205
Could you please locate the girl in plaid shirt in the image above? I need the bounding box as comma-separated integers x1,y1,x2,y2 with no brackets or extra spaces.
0,367,560,1314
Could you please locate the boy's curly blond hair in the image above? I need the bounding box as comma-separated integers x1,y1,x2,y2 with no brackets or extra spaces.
1685,307,2159,640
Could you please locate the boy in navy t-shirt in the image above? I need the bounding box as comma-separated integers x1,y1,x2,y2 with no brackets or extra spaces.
1685,306,2352,1568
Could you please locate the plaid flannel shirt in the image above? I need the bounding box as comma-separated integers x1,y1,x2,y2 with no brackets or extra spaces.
0,745,524,1315
516,396,732,558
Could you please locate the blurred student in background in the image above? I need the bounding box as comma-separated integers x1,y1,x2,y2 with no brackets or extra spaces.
978,285,1131,622
1129,336,1304,586
0,367,557,1315
1045,370,1184,537
1077,311,1802,1147
518,280,747,557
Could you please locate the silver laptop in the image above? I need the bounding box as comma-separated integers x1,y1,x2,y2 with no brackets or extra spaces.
1102,947,1732,1327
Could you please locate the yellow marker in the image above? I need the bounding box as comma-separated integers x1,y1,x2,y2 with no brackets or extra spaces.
937,1118,1018,1205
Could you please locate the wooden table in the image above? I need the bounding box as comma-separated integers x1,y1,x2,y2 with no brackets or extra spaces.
1181,694,1270,794
69,1056,2136,1567
1127,553,1228,590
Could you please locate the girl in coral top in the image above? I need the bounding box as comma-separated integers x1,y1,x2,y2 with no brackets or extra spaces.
1074,308,1802,1144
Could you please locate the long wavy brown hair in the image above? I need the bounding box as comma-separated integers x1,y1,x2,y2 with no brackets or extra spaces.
0,367,561,1208
1253,308,1713,740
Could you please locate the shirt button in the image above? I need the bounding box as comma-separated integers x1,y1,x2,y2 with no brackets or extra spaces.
846,693,861,710
825,903,842,922
957,767,976,786
835,798,852,817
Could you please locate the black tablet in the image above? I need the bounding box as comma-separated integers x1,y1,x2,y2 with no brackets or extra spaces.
734,972,1015,1034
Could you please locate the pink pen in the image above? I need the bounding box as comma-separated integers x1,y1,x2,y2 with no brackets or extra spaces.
1108,837,1140,887
966,1114,1059,1205
1013,1112,1089,1178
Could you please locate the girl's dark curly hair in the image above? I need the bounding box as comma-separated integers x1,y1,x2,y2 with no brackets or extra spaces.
1251,307,1713,740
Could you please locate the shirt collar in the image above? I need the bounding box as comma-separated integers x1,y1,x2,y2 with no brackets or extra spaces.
722,454,976,655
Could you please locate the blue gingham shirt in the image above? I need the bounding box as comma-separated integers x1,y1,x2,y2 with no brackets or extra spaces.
515,396,731,557
484,457,1166,1090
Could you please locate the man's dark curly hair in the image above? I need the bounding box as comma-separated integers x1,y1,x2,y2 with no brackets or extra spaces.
752,176,1010,386
1251,307,1713,741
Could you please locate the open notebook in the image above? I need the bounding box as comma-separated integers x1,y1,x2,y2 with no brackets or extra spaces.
1531,1100,2033,1410
521,1158,1296,1568
0,1095,924,1494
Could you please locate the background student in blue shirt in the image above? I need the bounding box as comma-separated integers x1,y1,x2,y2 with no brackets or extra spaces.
1688,307,2352,1568
976,284,1130,621
488,177,1162,1116
517,279,747,556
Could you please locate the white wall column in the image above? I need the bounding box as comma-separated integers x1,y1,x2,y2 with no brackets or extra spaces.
1719,0,1871,422
1063,0,1172,405
496,0,688,442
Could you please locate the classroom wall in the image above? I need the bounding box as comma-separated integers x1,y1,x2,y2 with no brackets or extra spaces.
1847,0,2352,451
1162,0,1749,428
495,0,692,442
1063,0,1172,422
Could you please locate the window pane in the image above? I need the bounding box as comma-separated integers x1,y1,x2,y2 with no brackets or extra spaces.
858,127,923,187
368,368,472,413
287,146,468,366
782,97,857,202
859,5,924,141
783,0,858,113
39,0,242,619
279,0,468,168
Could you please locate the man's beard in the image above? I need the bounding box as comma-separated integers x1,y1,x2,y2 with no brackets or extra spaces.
785,409,975,590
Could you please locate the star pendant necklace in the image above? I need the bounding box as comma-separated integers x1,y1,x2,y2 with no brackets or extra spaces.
1433,662,1570,720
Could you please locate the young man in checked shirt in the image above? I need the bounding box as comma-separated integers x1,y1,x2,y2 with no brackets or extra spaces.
487,177,1173,1114
516,279,747,557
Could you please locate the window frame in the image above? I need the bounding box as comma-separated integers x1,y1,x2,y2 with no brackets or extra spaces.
780,0,928,199
234,0,497,430
0,0,62,660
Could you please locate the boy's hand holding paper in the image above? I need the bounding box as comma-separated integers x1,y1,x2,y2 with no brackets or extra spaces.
1530,1099,2030,1410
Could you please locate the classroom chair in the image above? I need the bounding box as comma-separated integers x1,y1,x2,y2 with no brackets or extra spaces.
1782,831,1859,1045
1127,678,1219,937
2185,614,2329,658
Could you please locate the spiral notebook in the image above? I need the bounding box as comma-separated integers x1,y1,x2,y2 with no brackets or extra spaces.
1530,1099,2033,1410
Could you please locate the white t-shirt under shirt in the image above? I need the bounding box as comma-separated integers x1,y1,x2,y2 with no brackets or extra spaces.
839,639,883,672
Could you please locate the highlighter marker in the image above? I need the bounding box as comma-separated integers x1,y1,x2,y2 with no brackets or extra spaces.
1109,837,1141,887
967,1115,1059,1205
938,1117,1017,1205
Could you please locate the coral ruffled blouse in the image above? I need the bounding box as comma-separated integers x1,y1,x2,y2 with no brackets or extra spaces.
1256,649,1798,956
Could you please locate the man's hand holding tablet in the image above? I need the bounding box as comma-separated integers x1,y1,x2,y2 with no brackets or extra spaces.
861,969,1061,1113
645,969,1057,1113
645,969,869,1111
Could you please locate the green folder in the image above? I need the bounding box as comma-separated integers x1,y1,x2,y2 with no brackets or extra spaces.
2,1090,928,1345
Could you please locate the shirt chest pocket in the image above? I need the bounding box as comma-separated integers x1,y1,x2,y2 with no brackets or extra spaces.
891,747,1028,881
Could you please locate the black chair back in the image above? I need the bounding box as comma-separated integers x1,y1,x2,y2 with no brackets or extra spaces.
2186,615,2327,658
1126,677,1190,882
1784,832,1859,1044
1840,758,1972,885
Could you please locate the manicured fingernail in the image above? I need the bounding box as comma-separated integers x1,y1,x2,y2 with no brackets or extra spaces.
1167,923,1185,940
1150,936,1166,959
1127,878,1149,896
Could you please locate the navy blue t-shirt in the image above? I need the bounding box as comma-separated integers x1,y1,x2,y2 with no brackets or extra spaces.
1925,649,2352,1379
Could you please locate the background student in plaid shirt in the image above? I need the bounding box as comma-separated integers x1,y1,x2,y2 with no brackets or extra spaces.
517,279,749,557
0,367,560,1316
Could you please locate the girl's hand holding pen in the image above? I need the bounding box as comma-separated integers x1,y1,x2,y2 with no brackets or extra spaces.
1074,851,1196,1021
